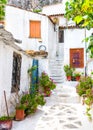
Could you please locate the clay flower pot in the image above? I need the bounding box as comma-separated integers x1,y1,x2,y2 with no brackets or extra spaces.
0,119,12,129
67,76,72,81
15,109,25,121
76,76,80,81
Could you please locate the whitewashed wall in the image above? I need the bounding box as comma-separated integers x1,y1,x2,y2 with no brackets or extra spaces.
0,42,32,115
5,5,56,76
48,18,57,58
64,28,93,74
5,5,49,52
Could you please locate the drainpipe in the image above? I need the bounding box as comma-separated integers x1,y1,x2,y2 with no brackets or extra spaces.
85,28,87,77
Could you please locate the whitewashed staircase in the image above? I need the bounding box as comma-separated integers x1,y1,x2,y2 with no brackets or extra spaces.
49,58,66,83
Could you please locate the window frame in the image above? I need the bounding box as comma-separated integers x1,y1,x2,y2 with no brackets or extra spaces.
11,52,22,93
58,28,64,43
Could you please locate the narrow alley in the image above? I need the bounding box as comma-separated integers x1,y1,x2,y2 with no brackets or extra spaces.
11,82,93,130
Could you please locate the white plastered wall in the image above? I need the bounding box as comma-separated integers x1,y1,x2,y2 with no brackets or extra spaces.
0,42,32,115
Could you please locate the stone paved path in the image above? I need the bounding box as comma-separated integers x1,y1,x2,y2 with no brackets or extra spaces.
35,104,82,130
12,82,93,130
35,82,82,130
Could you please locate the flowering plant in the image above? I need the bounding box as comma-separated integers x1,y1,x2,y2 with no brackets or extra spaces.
39,72,56,91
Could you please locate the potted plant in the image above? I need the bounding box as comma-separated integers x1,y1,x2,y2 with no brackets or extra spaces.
0,91,13,129
76,76,93,96
35,94,46,106
64,65,75,81
20,93,46,115
9,89,26,121
0,116,13,129
15,103,26,121
74,71,81,81
39,72,56,96
76,76,93,120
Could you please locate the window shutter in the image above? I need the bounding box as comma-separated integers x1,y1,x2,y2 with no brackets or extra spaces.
30,21,41,38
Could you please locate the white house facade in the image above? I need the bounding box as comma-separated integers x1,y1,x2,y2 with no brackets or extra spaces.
0,27,32,115
42,2,93,76
5,5,57,58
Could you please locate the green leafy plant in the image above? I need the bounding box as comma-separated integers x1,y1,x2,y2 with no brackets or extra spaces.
86,107,92,121
39,72,56,91
27,65,38,94
27,65,37,76
0,116,13,129
65,0,93,58
76,76,93,96
85,88,93,106
21,93,45,115
85,88,93,121
64,65,75,76
0,116,13,121
15,103,26,110
65,0,93,30
0,0,7,21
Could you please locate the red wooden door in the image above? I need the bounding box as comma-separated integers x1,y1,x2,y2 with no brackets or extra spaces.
70,48,84,68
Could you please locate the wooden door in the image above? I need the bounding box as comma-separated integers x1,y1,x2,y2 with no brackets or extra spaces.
70,48,84,68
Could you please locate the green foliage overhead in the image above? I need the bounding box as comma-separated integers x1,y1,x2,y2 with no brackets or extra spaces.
65,0,93,30
65,0,93,58
0,0,7,20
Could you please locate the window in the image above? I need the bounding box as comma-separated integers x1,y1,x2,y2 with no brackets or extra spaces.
29,20,41,38
11,52,22,92
59,28,64,43
70,48,84,68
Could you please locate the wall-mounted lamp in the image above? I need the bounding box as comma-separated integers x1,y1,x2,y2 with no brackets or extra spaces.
52,17,59,32
54,24,57,32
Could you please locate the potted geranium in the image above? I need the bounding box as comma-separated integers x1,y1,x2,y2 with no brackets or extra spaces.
20,93,46,115
39,72,56,96
76,76,93,120
76,76,93,96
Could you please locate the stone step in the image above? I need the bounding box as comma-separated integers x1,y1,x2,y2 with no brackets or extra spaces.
49,68,63,71
50,74,64,77
49,58,65,83
49,64,63,66
54,79,64,83
49,63,63,68
50,76,64,80
49,60,63,63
